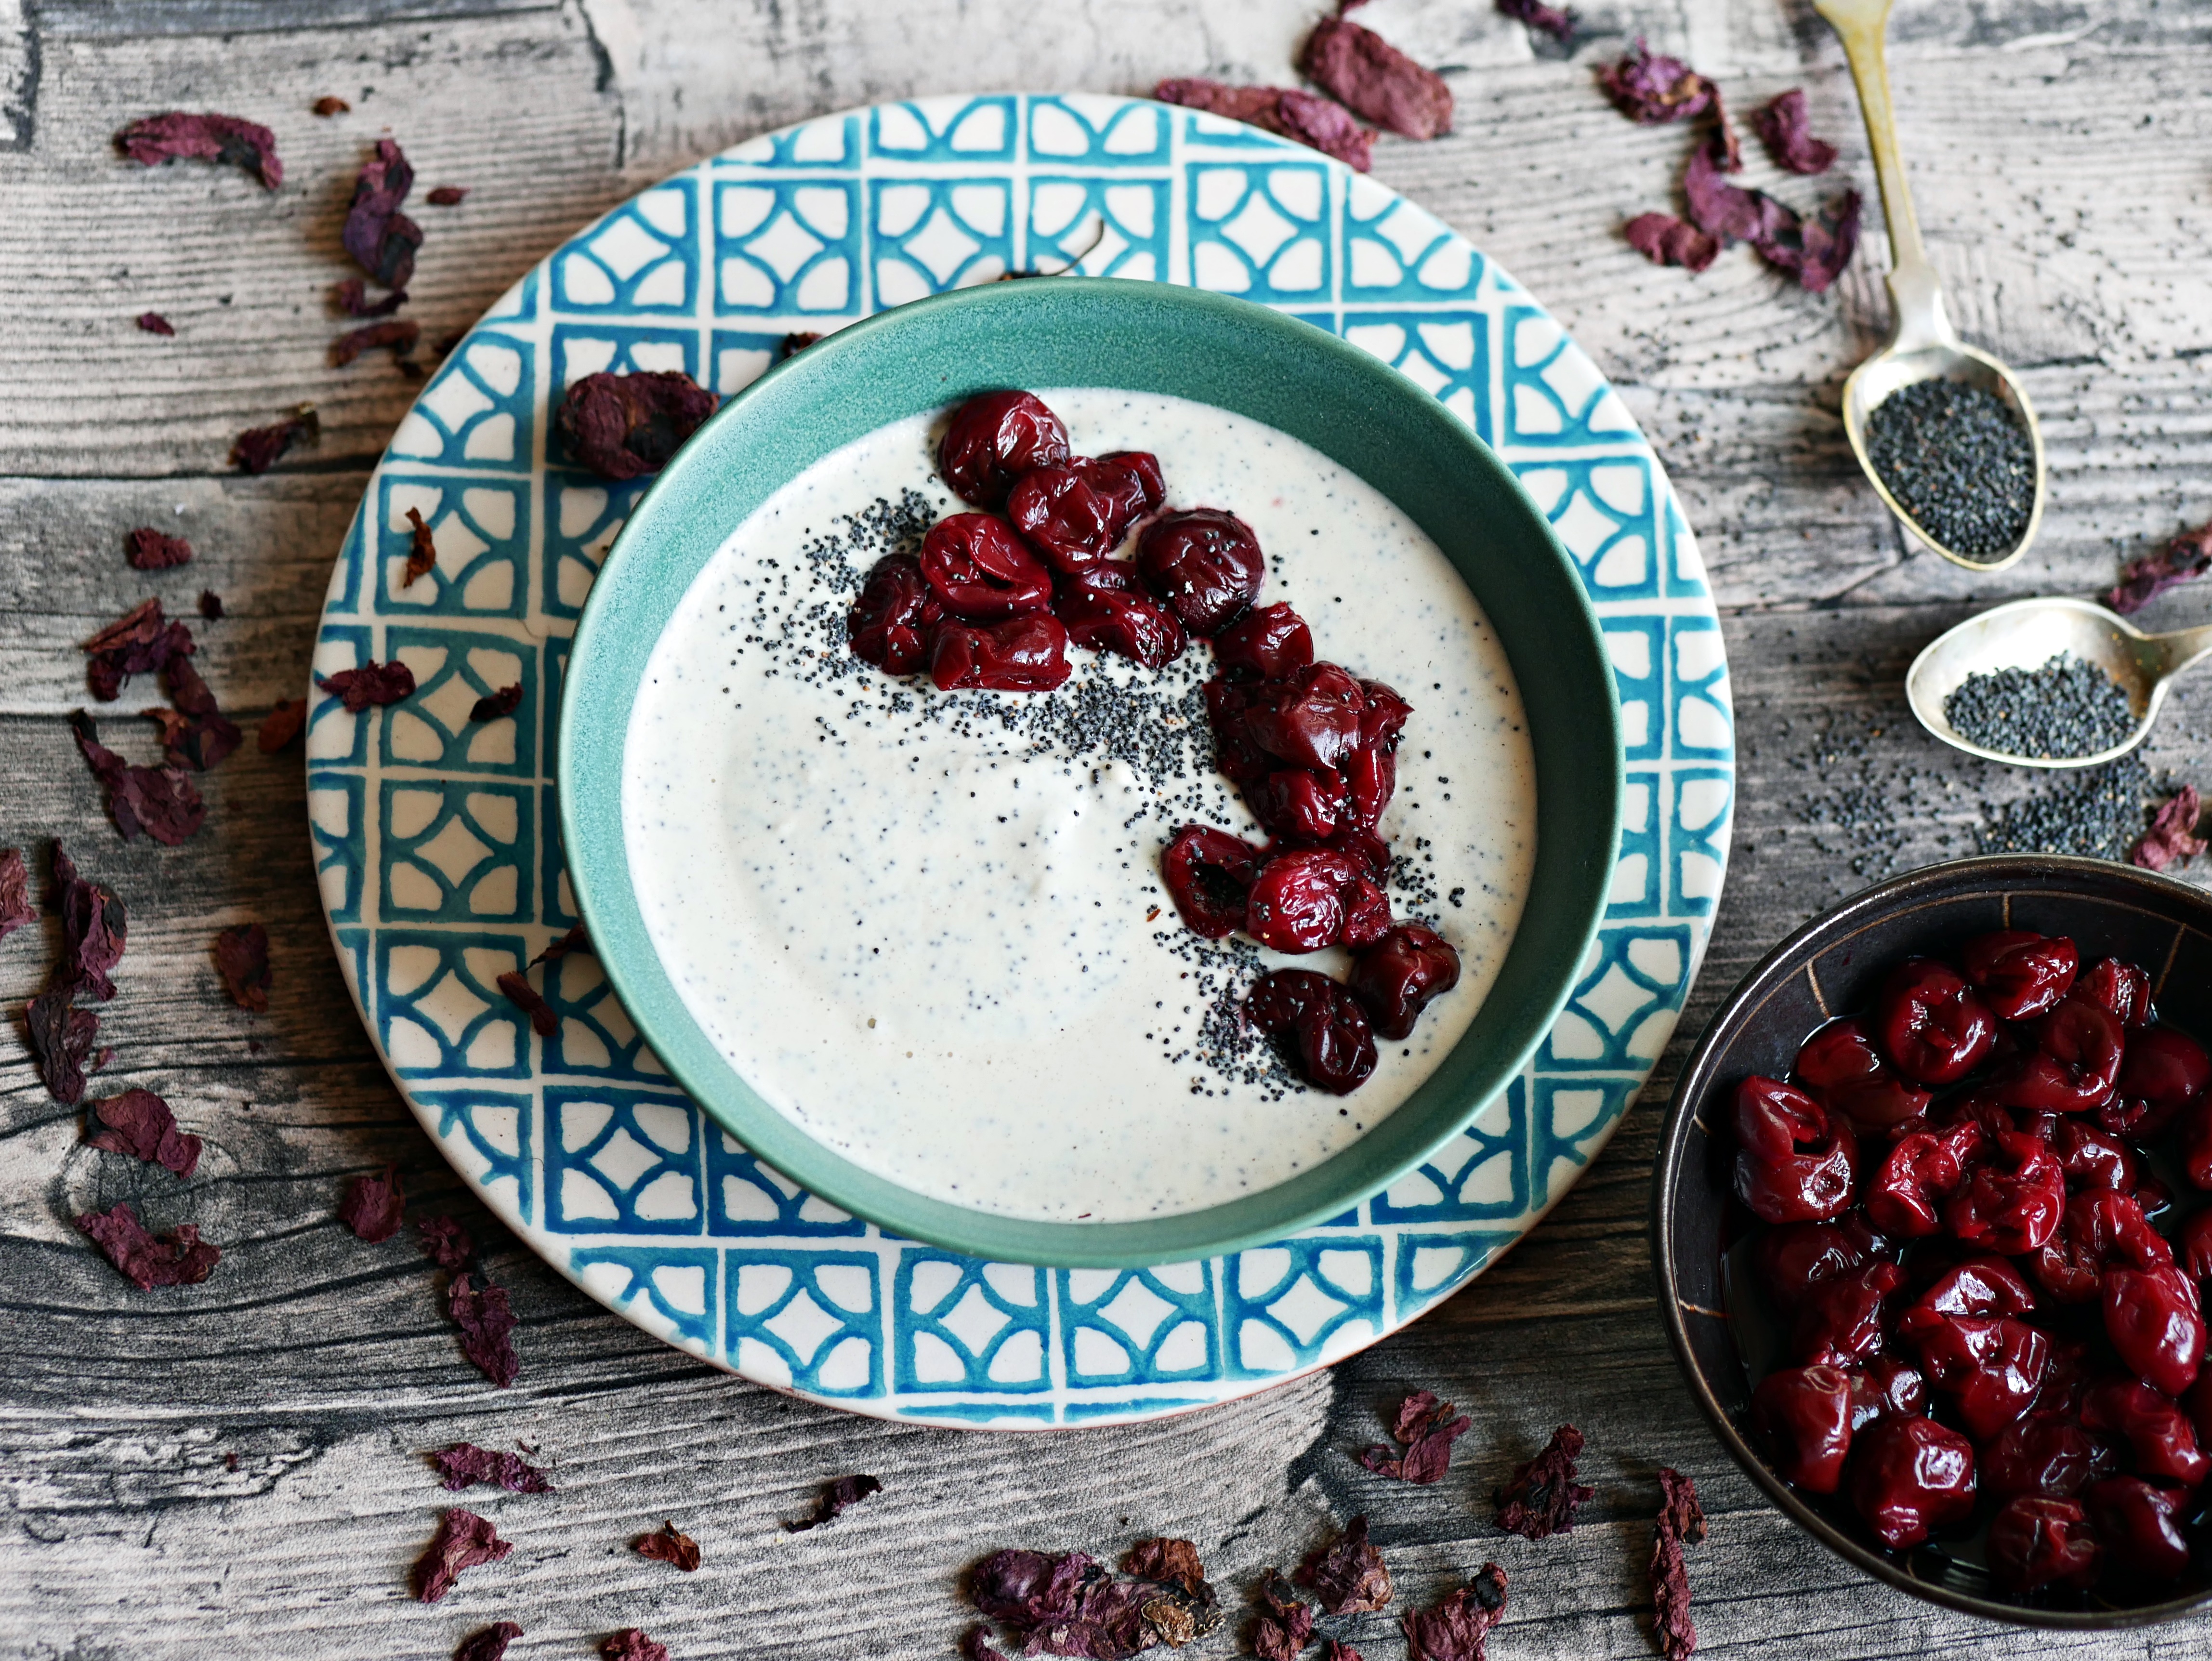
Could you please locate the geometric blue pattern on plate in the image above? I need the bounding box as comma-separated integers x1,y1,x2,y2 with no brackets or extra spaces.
311,93,1735,1428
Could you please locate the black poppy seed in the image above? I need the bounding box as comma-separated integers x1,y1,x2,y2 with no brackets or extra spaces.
1864,380,2035,561
1977,753,2157,862
1942,653,2136,761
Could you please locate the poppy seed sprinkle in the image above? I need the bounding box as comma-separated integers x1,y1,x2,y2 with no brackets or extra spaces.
1864,380,2035,562
1942,653,2136,761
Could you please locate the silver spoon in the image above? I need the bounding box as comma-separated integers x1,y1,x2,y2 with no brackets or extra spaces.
1817,0,2049,573
1907,596,2212,768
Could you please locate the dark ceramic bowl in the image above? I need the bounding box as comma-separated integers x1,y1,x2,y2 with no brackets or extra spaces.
1653,854,2212,1627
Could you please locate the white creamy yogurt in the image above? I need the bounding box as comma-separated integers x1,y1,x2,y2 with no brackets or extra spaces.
622,389,1537,1223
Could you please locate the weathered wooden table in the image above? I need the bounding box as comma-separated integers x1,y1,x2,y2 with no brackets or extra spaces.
6,0,2212,1655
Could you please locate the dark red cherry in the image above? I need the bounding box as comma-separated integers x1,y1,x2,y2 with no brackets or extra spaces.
1242,663,1367,773
2076,957,2152,1029
1849,1354,1928,1427
2181,1210,2212,1282
2083,1476,2191,1584
1795,1019,1932,1133
1341,746,1396,833
928,613,1070,692
846,553,941,675
1249,768,1347,843
1962,930,2080,1020
1159,825,1264,939
1754,1215,1888,1308
1792,1261,1903,1367
1136,509,1264,635
2103,1263,2205,1399
1987,1496,2101,1592
1053,562,1186,668
2081,1377,2210,1487
2120,1025,2212,1107
920,513,1053,620
1848,1414,1976,1550
1357,680,1412,753
938,390,1069,508
2068,1188,2172,1272
2051,1118,2137,1193
1945,1318,2052,1441
1874,959,1997,1085
1006,452,1164,569
1245,848,1390,954
1202,676,1273,786
1212,602,1313,681
1328,828,1392,884
1751,1364,1855,1492
1864,1129,1967,1238
1981,1411,2118,1501
2026,1218,2107,1306
2034,1337,2096,1419
1905,1255,2039,1323
2001,996,2126,1113
2183,1090,2212,1191
1245,969,1377,1094
1943,1129,2064,1254
1348,924,1461,1041
1733,1077,1858,1226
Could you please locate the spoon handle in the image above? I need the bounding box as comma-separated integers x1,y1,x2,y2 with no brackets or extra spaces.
2150,622,2212,682
1816,0,1954,352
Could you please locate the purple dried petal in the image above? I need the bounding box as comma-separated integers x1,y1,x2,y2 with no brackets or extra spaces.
1600,43,1719,124
317,660,416,712
454,1623,523,1661
116,111,282,189
343,139,423,289
1295,1515,1392,1614
427,185,469,205
0,847,32,944
76,1201,219,1290
1751,89,1838,175
600,1632,669,1661
434,1442,553,1494
137,312,176,336
124,527,193,570
1652,1533,1696,1660
1300,16,1453,140
419,1213,476,1272
334,278,408,317
154,657,243,771
2133,785,2206,871
1402,1566,1509,1661
231,405,319,473
29,985,104,1105
54,842,128,1001
71,711,206,846
1154,79,1376,172
635,1523,701,1570
339,1164,406,1242
1496,1424,1594,1539
496,970,558,1038
213,922,271,1010
1755,188,1861,293
1625,213,1719,273
331,318,421,367
412,1507,513,1602
1496,0,1575,42
553,371,718,481
1657,1468,1706,1544
470,684,523,723
88,1087,202,1178
1360,1388,1472,1484
2111,518,2212,613
785,1473,883,1531
448,1271,520,1386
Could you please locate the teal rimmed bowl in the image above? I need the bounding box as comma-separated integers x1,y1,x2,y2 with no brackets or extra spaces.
559,277,1621,1268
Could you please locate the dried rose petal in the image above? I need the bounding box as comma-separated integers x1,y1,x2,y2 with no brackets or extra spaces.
785,1473,882,1531
1497,0,1574,41
1651,1533,1696,1660
1658,1467,1705,1544
1124,1537,1205,1590
2112,518,2212,614
145,657,241,772
0,847,30,944
76,1201,219,1290
470,684,522,723
231,405,318,473
1600,44,1720,124
2133,786,2205,871
1496,1424,1593,1539
1153,79,1375,172
1683,131,1791,244
530,925,590,967
412,1507,513,1602
427,185,468,205
434,1443,553,1493
333,318,421,367
968,1545,1218,1652
960,1626,1013,1661
1254,1569,1315,1661
454,1623,522,1661
317,660,416,712
1756,189,1861,293
1625,213,1719,273
259,699,306,753
601,1632,669,1661
419,1214,476,1273
1752,89,1838,174
1300,17,1452,140
496,970,558,1038
115,111,282,189
780,330,822,358
88,1087,201,1178
635,1522,700,1570
449,1270,520,1386
85,596,194,701
339,1164,405,1242
54,843,127,1000
124,527,193,570
136,312,176,336
1321,1644,1367,1661
198,591,224,621
344,139,422,288
1295,1514,1392,1613
555,371,718,481
71,711,206,846
1402,1566,1508,1661
28,985,104,1105
1360,1388,1471,1484
314,96,350,117
334,278,408,317
212,922,271,1010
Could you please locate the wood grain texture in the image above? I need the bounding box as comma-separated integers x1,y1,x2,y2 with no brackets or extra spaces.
4,0,2212,1655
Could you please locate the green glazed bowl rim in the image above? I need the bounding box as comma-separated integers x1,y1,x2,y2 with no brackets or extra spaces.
558,277,1622,1268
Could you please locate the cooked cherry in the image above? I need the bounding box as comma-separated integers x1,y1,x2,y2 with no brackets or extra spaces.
1249,768,1347,843
1874,959,1998,1085
2182,1092,2212,1192
1751,1364,1855,1492
1341,746,1397,834
2121,1025,2212,1107
1848,1414,1977,1549
1329,828,1392,884
2070,1189,2173,1273
1850,1354,1928,1426
1242,663,1367,772
2081,1377,2210,1487
1962,930,2080,1021
929,613,1071,692
1933,1087,2014,1142
2034,1337,2096,1418
2026,1220,2106,1306
1135,508,1264,635
1202,676,1273,786
1792,1261,1904,1367
1904,1255,2039,1323
1160,825,1264,939
1795,1019,1932,1133
2103,1263,2206,1399
2136,1173,2176,1219
1865,1130,1968,1238
1053,562,1186,668
1981,1411,2118,1501
1753,1214,1889,1308
1245,848,1390,954
847,553,941,674
1987,1496,2102,1592
2182,1210,2212,1281
2051,1119,2137,1192
1944,1129,2065,1254
1942,1318,2052,1441
2084,1476,2192,1584
937,390,1070,508
1006,452,1164,568
920,513,1053,620
1213,602,1313,681
1348,924,1461,1041
1245,968,1377,1094
1358,680,1412,753
2077,956,2152,1029
1733,1077,1858,1226
2001,997,2126,1113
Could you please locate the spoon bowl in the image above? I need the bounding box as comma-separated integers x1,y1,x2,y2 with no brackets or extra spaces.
1906,595,2212,767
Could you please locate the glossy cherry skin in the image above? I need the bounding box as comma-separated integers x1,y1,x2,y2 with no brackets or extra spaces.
1006,452,1163,568
1848,1414,1977,1550
938,390,1070,508
2103,1263,2206,1399
1875,960,1998,1085
1245,969,1377,1094
1981,1411,2119,1501
1898,1311,2049,1441
2077,957,2152,1029
1244,848,1390,954
2081,1377,2210,1487
1248,768,1347,843
2181,1209,2212,1281
2120,1025,2212,1107
1962,930,2080,1021
919,513,1053,620
1053,562,1186,669
2183,1090,2212,1191
1905,1255,2039,1323
1945,1129,2066,1254
1792,1261,1904,1368
1849,1355,1929,1428
2034,1338,2096,1418
847,553,942,675
1358,680,1412,753
1348,924,1461,1041
1753,1214,1889,1308
928,613,1071,692
1159,825,1264,939
2051,1119,2137,1193
1795,1019,1932,1133
1865,1130,1968,1238
1751,1364,1855,1492
1732,1077,1858,1226
1212,602,1313,682
2083,1477,2192,1585
1987,1496,2102,1593
2001,997,2126,1113
1135,508,1264,635
1242,663,1367,773
1202,677,1274,786
1341,745,1396,833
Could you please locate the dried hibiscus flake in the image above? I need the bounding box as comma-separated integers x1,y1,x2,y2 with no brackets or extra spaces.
85,595,194,701
71,711,206,846
1658,1467,1705,1544
413,1506,514,1602
318,659,416,712
136,312,176,336
231,404,318,473
435,1443,553,1494
960,1626,1013,1661
1300,16,1452,140
780,330,822,358
1756,188,1861,293
454,1623,522,1661
198,591,224,621
1625,213,1719,273
1295,1514,1392,1614
554,371,718,481
1497,0,1575,42
55,842,128,999
1320,1644,1366,1661
496,970,557,1038
1682,131,1859,291
1253,1570,1315,1661
785,1473,882,1532
449,1269,520,1386
115,111,282,189
344,138,423,289
969,1544,1220,1655
1600,43,1720,125
1359,1388,1471,1485
259,699,306,753
150,656,243,771
0,847,31,943
332,318,421,367
313,95,351,117
88,1087,202,1178
1752,88,1837,174
635,1522,700,1571
470,683,522,722
2111,516,2212,613
1651,1468,1703,1661
1403,1567,1507,1661
1125,1537,1205,1591
29,985,105,1104
601,1632,669,1661
124,526,193,570
1496,1424,1593,1539
2134,785,2206,871
334,278,408,317
402,505,439,587
1153,79,1375,172
427,185,469,205
339,1163,405,1242
419,1213,476,1272
77,1201,219,1289
530,924,591,967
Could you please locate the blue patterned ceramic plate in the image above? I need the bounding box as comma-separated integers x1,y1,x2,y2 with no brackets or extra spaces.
308,92,1735,1428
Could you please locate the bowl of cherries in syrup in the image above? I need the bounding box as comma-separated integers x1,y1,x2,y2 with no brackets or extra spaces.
1655,853,2212,1626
